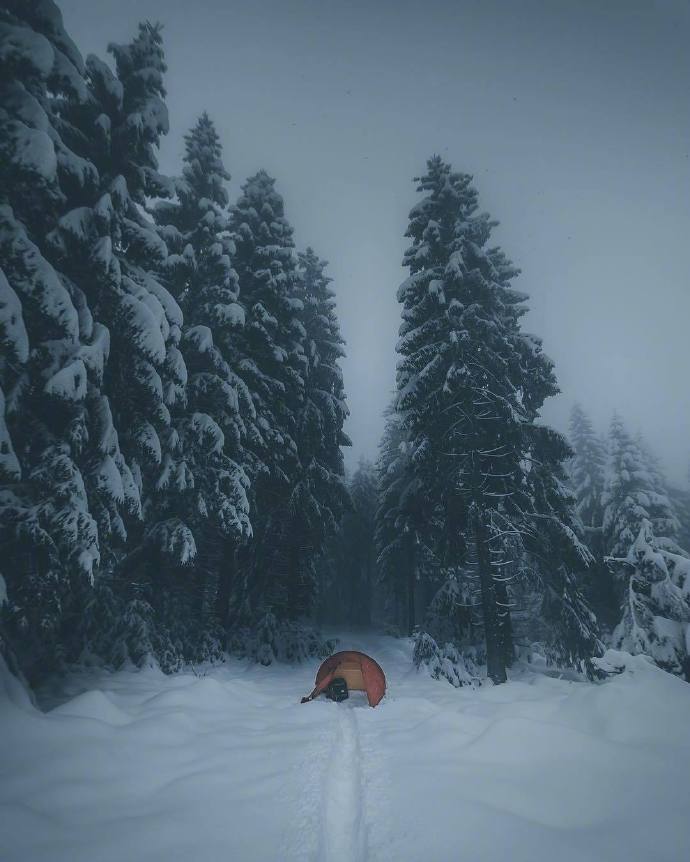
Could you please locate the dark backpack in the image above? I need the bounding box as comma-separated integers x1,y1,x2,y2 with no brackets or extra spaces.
325,676,349,702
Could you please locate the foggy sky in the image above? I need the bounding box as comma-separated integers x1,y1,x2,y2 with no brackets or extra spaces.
60,0,690,485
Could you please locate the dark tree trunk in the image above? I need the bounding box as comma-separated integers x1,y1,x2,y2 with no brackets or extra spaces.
216,541,236,638
229,539,254,625
349,548,358,625
474,514,507,684
494,577,514,668
421,571,436,621
261,510,290,616
363,544,373,626
286,538,301,619
195,522,215,626
407,532,416,637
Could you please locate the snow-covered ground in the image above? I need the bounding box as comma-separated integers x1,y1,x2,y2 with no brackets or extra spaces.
1,632,689,862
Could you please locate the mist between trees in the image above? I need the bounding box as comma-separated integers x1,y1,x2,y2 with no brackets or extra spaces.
1,1,689,690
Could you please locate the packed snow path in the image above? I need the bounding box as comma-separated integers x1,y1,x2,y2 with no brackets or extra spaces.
317,706,367,862
2,632,690,862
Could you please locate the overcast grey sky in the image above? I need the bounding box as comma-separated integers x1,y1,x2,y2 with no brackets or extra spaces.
60,0,690,484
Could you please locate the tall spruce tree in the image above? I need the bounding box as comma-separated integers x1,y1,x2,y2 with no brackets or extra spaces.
569,404,607,534
228,171,307,620
153,113,252,650
51,20,198,668
635,434,682,553
669,470,690,554
393,156,598,682
611,518,690,680
568,403,616,626
284,248,349,617
375,407,427,635
0,0,106,677
602,415,672,560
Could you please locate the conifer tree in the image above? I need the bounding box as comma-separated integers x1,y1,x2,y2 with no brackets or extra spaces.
393,156,598,682
635,434,682,552
101,22,210,664
568,403,616,625
669,470,690,554
229,170,306,478
421,572,475,651
602,415,671,560
0,0,104,676
611,519,690,680
154,113,253,646
375,408,426,635
569,404,607,534
46,20,198,667
228,171,307,619
284,248,349,617
526,433,604,673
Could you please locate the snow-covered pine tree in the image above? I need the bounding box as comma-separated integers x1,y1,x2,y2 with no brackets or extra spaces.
154,112,231,312
100,22,205,665
611,518,690,680
228,171,307,621
421,572,475,651
522,425,604,675
669,469,690,554
44,20,199,669
635,434,683,553
568,403,617,626
394,156,599,682
0,0,105,677
284,248,350,618
602,415,671,561
569,404,607,534
153,113,253,653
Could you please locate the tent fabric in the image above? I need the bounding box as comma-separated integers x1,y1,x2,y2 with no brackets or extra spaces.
301,650,386,707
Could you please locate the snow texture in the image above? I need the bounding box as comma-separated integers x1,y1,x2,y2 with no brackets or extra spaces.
0,384,21,481
44,358,87,401
0,24,54,78
1,631,689,862
0,206,79,341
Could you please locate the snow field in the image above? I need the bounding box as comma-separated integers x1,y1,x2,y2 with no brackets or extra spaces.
1,633,690,862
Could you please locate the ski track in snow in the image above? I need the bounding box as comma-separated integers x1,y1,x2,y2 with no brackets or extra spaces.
317,705,367,862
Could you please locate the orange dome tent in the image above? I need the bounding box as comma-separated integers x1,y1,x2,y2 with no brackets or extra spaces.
300,650,386,707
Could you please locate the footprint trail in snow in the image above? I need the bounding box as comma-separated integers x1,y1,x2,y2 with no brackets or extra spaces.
318,705,368,862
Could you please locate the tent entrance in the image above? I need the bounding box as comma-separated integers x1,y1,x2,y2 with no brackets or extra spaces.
335,660,365,691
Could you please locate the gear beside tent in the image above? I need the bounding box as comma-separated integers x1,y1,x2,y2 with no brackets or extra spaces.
300,650,386,707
